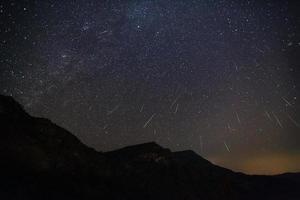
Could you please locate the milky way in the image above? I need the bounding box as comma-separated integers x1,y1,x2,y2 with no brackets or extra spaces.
1,0,299,174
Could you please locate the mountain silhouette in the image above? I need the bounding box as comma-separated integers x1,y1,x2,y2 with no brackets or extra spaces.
0,94,299,200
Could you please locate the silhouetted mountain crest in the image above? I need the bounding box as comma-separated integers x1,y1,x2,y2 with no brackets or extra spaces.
107,142,170,158
0,94,299,200
0,95,30,119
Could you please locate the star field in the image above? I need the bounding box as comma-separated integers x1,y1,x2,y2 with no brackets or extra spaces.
1,0,300,174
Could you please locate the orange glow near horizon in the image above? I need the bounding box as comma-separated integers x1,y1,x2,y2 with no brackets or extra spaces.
209,153,300,175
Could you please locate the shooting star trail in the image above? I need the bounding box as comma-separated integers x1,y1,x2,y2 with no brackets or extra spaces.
174,104,179,114
233,61,238,71
224,141,230,152
103,124,108,130
282,97,292,106
235,111,241,124
287,113,300,128
170,94,181,109
140,104,144,113
107,104,120,115
143,113,156,128
265,110,272,121
272,112,283,128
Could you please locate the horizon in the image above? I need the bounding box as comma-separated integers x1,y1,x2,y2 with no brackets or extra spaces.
3,92,299,175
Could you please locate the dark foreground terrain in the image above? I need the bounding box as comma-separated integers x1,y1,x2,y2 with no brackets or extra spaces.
0,95,299,200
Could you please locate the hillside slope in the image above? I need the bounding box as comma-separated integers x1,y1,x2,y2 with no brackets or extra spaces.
0,95,299,200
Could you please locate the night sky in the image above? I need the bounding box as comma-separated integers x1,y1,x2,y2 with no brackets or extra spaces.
1,0,299,174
